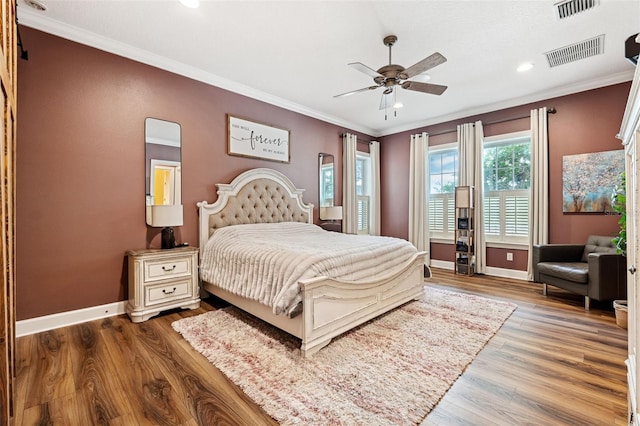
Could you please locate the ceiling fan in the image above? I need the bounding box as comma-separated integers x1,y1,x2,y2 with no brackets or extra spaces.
334,35,448,113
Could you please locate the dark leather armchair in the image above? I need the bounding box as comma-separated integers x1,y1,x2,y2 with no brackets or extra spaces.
532,235,626,309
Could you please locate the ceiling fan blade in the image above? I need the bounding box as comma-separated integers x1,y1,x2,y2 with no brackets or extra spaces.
348,62,383,78
401,52,447,79
333,85,379,98
402,81,448,95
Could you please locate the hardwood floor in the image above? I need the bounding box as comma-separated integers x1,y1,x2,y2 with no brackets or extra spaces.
425,269,628,426
13,269,628,425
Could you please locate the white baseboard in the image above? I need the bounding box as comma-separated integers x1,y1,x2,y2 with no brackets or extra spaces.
430,259,454,270
16,301,127,337
429,260,529,281
15,262,529,337
485,266,529,281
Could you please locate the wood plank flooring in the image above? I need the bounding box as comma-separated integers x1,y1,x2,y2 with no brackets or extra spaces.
13,269,628,425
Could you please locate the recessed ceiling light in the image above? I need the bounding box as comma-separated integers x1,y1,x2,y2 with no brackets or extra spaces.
517,62,534,72
179,0,199,8
23,0,47,11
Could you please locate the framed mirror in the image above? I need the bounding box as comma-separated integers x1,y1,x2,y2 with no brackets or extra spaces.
145,118,181,225
319,153,335,208
319,153,342,223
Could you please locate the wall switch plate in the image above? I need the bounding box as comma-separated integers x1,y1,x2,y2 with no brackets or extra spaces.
506,252,514,261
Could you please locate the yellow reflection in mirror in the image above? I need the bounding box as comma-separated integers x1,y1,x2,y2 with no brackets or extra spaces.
154,168,172,205
150,159,181,206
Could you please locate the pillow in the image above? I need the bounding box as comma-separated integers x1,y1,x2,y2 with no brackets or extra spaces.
581,236,616,262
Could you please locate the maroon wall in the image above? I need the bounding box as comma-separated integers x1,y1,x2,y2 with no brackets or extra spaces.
16,27,367,320
380,82,631,271
16,26,632,319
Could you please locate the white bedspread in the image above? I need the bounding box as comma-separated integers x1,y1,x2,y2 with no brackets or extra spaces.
200,222,418,315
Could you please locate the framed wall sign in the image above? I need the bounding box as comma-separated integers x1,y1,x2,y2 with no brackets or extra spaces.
227,115,290,163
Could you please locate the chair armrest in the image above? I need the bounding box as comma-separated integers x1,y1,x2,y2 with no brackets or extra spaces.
532,244,585,282
587,253,627,300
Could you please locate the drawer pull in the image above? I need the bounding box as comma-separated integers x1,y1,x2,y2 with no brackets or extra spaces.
162,287,177,295
162,265,177,272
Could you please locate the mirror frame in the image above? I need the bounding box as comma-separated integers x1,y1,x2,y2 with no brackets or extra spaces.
145,117,182,225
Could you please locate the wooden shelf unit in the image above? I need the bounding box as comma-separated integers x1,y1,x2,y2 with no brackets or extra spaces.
454,186,475,276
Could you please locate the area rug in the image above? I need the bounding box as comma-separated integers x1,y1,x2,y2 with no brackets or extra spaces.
172,287,516,425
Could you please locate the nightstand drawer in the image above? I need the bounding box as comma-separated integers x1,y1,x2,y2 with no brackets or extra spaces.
144,257,192,282
146,280,191,306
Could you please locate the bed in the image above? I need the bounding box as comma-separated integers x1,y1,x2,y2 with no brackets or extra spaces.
197,168,428,357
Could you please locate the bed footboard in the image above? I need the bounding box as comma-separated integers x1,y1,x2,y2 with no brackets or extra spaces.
201,251,427,358
298,251,427,357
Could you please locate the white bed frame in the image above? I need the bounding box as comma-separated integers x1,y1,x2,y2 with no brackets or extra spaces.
197,168,427,357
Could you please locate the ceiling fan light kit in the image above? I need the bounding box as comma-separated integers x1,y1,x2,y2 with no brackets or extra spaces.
334,34,448,119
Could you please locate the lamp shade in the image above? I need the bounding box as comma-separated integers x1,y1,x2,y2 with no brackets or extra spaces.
150,204,183,227
320,206,343,221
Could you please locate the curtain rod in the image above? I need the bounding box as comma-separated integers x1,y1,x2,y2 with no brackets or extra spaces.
426,107,557,137
340,135,374,145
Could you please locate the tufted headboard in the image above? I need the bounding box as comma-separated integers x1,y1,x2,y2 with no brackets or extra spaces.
197,168,313,251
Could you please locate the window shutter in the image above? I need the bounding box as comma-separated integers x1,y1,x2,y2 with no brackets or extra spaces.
505,194,529,236
483,195,501,235
428,197,444,232
446,196,455,234
357,195,370,234
428,193,456,238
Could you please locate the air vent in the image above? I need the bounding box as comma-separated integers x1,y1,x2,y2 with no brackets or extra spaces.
554,0,599,19
626,33,640,65
544,35,605,68
23,0,47,11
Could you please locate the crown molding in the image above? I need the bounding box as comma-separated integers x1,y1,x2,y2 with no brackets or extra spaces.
17,8,634,139
380,70,634,137
17,8,378,136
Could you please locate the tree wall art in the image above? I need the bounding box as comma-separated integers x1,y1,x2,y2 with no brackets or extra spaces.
562,149,624,213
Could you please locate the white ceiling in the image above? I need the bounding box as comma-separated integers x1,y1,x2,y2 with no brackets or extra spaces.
17,0,640,137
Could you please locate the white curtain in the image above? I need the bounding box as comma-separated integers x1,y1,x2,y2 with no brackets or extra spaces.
342,133,358,234
527,107,550,280
409,132,430,265
370,141,381,236
457,121,486,274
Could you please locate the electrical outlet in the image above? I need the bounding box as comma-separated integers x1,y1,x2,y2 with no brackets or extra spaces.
506,252,513,261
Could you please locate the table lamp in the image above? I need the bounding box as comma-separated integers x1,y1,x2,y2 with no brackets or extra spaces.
320,206,343,221
150,204,183,249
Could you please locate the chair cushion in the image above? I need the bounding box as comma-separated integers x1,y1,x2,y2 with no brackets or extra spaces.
537,262,589,284
581,235,616,262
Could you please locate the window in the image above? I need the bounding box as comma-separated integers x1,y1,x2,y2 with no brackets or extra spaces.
483,131,531,244
428,147,458,239
356,153,372,234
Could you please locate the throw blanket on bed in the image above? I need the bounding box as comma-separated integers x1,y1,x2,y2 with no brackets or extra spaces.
200,222,419,315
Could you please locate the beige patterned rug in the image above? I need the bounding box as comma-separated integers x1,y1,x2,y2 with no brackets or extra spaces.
172,287,516,425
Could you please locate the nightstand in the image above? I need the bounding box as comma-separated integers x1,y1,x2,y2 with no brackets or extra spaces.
126,246,200,323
